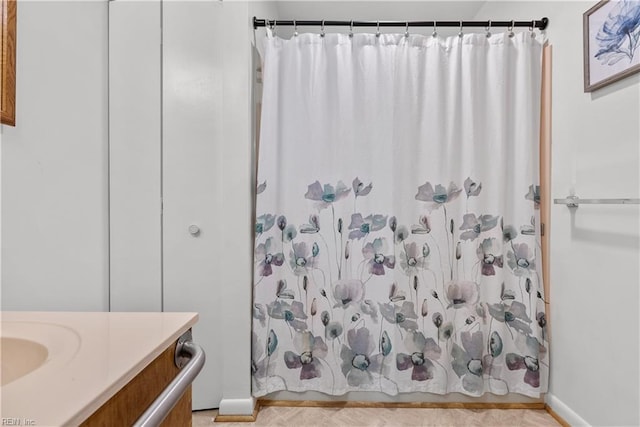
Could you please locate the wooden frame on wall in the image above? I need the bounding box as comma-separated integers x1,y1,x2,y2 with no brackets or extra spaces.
1,0,16,126
583,0,640,92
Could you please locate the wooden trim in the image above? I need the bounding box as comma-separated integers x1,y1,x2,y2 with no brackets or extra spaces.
540,44,552,337
545,404,571,427
257,399,545,410
214,404,260,423
1,0,16,126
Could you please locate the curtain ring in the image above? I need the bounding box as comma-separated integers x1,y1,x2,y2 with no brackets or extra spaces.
508,19,515,38
432,21,437,38
349,20,354,38
529,20,536,38
458,20,463,38
376,20,380,38
405,21,409,38
293,19,298,37
321,19,325,37
272,19,277,36
485,19,492,38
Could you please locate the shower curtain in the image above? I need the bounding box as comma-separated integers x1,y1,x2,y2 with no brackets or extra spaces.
252,29,548,398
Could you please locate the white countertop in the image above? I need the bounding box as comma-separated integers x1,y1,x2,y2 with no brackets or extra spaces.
0,311,198,426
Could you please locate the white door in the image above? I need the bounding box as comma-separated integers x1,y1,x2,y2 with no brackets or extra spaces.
109,0,224,409
161,0,224,410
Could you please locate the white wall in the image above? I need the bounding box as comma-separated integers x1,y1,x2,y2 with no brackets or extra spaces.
474,2,640,426
1,1,109,311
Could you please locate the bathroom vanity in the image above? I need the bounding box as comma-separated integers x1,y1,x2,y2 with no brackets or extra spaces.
0,311,198,426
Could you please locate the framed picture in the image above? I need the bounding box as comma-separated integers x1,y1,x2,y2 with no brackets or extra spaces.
583,0,640,92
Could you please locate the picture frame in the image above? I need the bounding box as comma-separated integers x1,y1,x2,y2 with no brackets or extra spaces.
583,0,640,92
1,0,16,126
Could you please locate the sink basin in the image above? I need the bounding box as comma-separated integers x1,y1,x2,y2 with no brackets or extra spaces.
1,337,49,386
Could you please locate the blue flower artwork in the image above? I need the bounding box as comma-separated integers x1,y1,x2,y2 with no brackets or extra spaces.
595,0,640,65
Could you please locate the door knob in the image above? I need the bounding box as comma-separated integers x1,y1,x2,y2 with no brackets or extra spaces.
188,224,200,236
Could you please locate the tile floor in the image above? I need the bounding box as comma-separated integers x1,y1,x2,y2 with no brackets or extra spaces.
193,407,561,426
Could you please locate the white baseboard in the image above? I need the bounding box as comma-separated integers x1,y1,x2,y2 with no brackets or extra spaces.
546,393,591,426
218,397,256,416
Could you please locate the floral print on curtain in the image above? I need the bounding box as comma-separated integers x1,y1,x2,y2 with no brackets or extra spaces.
253,177,547,397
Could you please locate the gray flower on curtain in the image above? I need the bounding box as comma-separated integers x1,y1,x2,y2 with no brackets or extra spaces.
339,327,384,386
255,237,285,277
411,215,432,234
399,242,428,276
333,279,365,309
305,181,351,210
348,213,387,240
415,182,462,210
252,331,277,381
289,242,319,275
255,213,276,234
451,330,485,394
459,214,499,241
284,331,328,380
487,301,533,335
445,280,479,309
396,331,442,381
267,300,308,331
476,238,503,276
352,177,373,197
363,238,395,275
525,185,541,209
464,177,482,197
256,181,267,195
379,301,419,331
506,243,535,277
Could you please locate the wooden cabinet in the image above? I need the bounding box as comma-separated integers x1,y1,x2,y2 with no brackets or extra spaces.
1,0,16,125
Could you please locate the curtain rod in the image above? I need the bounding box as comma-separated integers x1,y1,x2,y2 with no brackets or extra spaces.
253,17,549,31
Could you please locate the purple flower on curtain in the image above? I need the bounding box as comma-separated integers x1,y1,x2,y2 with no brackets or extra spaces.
399,242,428,276
525,185,541,209
506,353,541,388
305,180,351,210
289,242,319,275
352,177,373,197
396,331,442,381
333,279,365,309
476,238,503,276
459,214,499,241
506,335,545,388
415,182,462,210
451,330,485,394
595,0,640,65
379,301,419,331
464,177,482,197
348,214,387,240
267,300,308,331
363,238,395,275
445,280,479,309
284,331,328,380
507,243,535,277
255,237,285,277
339,327,384,386
255,214,275,234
